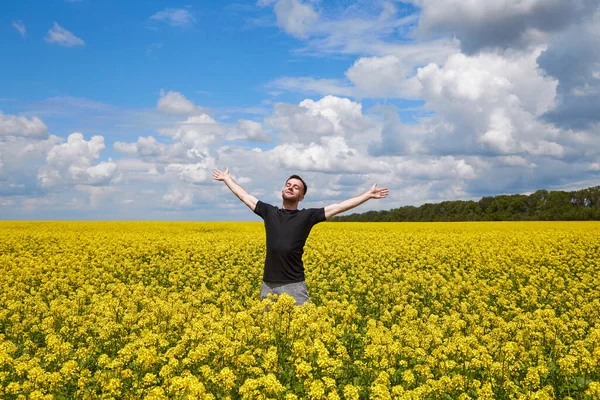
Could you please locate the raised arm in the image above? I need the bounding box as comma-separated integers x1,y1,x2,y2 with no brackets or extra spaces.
324,184,389,220
213,167,259,211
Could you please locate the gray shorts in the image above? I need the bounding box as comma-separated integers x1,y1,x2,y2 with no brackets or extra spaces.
260,281,310,306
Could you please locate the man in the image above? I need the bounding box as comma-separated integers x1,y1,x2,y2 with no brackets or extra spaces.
212,167,389,305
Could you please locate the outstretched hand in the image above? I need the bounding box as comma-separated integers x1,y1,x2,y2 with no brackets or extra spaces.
212,167,230,181
369,184,389,199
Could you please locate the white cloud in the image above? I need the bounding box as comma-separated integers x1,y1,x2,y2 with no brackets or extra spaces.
275,0,318,39
163,189,193,207
157,90,198,114
38,132,119,187
413,48,562,157
268,44,458,101
0,112,60,200
113,141,138,155
12,20,26,37
478,109,516,154
261,0,319,39
498,155,537,168
0,135,61,184
266,102,334,144
393,156,477,180
272,136,388,173
417,49,558,114
45,132,104,168
76,185,116,209
182,114,216,124
169,117,222,157
0,112,48,138
70,159,119,185
115,136,181,163
165,158,217,185
266,95,375,144
115,159,158,173
114,112,223,165
345,55,422,98
235,120,270,142
114,98,226,169
45,22,85,47
136,136,168,158
150,8,196,28
299,96,365,130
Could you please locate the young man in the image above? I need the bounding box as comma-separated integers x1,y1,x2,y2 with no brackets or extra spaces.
212,167,389,305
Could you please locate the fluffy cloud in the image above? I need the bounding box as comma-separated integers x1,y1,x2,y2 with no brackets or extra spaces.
38,133,119,187
417,0,599,53
183,114,216,124
165,158,217,185
412,49,562,157
157,91,199,115
345,55,421,98
0,112,60,199
259,0,319,39
135,136,170,159
417,50,556,115
114,136,178,163
393,156,477,180
45,22,85,47
0,135,60,175
235,120,270,142
163,189,193,207
272,136,388,173
113,141,138,155
299,96,370,134
114,111,222,164
0,112,48,138
266,95,374,144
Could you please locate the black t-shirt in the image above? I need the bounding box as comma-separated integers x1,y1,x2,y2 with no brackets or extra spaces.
254,200,327,283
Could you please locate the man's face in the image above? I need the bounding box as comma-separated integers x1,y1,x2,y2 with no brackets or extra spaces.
282,178,305,202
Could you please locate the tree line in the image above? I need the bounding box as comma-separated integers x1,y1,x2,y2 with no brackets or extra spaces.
332,186,600,222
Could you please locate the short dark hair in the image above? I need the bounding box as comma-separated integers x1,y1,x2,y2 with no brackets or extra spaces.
287,175,307,195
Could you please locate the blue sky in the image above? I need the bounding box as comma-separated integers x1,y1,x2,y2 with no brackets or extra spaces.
1,0,599,220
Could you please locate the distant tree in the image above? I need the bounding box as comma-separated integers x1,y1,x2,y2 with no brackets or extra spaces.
332,185,600,222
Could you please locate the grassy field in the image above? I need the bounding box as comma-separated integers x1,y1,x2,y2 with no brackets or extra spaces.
1,221,599,399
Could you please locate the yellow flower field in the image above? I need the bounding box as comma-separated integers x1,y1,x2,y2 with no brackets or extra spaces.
1,221,599,399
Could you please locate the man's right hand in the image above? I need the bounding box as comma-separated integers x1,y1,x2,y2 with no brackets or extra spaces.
213,167,258,211
213,167,230,181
